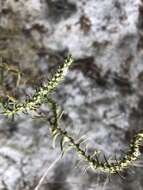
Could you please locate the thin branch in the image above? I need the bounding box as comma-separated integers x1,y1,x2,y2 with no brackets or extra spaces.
34,154,62,190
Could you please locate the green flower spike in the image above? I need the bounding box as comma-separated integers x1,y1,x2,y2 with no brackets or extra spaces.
1,52,143,175
47,97,143,174
2,55,73,116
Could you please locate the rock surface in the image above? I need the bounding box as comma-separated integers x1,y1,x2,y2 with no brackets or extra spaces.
0,0,143,189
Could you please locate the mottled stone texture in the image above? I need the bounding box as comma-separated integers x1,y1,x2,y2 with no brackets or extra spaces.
0,0,143,190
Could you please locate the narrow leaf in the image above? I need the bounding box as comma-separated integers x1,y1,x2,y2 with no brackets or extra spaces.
52,132,61,148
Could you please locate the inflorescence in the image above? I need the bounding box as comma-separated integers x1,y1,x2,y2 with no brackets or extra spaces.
47,95,143,174
1,55,73,116
0,54,143,175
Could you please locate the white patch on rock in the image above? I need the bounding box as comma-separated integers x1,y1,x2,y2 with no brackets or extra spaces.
3,166,22,190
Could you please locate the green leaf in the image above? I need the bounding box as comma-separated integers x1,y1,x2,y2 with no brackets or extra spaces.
52,132,61,148
60,136,69,152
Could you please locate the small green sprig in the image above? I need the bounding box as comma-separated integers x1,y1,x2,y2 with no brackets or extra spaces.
47,96,143,174
1,55,73,116
52,121,143,174
0,62,22,87
1,52,143,175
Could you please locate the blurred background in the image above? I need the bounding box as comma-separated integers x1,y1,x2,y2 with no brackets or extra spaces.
0,0,143,189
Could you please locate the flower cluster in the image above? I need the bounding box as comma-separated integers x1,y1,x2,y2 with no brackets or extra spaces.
1,55,73,116
0,54,143,175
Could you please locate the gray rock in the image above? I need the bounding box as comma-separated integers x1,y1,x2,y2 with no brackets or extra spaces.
0,0,143,190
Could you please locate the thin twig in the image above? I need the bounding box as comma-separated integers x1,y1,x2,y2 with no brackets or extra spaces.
34,154,62,190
